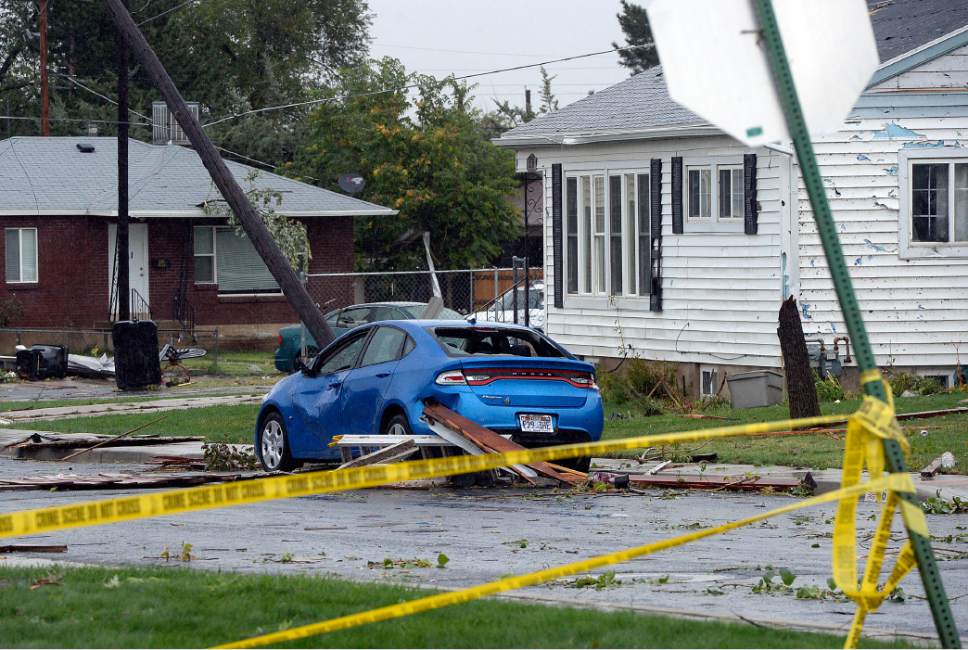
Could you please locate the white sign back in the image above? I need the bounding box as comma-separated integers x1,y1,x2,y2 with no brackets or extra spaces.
644,0,879,146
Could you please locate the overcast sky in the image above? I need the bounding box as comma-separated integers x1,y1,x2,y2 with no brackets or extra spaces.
367,0,631,113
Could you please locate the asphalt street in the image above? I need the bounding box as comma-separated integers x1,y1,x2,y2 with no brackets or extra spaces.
1,457,965,643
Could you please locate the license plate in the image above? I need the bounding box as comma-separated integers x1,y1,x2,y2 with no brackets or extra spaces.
518,414,554,433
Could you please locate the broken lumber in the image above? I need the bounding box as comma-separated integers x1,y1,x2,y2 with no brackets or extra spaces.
0,544,67,553
426,421,537,483
628,471,816,493
920,452,956,479
337,439,418,470
896,407,968,421
60,415,169,461
423,402,582,486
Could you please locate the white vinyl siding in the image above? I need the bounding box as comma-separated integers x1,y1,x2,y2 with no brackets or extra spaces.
194,226,279,293
5,227,37,283
528,138,787,367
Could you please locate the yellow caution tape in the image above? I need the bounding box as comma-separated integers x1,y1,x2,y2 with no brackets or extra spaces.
217,474,915,649
0,412,845,540
830,380,926,648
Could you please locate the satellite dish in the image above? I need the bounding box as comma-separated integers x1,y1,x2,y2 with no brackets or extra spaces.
338,173,365,194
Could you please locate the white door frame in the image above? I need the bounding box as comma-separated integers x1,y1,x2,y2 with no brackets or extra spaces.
108,223,150,319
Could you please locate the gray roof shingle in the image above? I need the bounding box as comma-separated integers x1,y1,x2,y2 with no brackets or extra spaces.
498,1,968,144
0,137,395,217
869,0,968,62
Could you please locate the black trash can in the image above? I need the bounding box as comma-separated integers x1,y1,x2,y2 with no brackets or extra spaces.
15,344,68,380
112,320,162,390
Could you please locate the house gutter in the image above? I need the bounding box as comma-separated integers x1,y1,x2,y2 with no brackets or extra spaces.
0,209,397,218
867,24,968,88
493,124,721,148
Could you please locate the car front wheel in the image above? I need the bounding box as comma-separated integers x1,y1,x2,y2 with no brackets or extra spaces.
258,412,298,472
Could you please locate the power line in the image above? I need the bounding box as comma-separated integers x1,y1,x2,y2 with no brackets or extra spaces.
136,0,200,26
371,43,559,58
0,114,152,127
202,45,632,128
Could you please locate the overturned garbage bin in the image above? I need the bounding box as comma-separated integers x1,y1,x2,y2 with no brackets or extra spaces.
112,320,162,390
15,344,68,381
726,369,784,409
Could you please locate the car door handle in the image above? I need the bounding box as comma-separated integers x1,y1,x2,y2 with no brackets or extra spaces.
375,372,391,378
327,381,342,390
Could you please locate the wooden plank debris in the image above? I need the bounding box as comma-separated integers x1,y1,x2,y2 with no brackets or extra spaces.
423,401,583,486
627,471,816,493
0,544,67,553
337,439,418,469
427,421,537,482
60,415,169,461
920,452,956,479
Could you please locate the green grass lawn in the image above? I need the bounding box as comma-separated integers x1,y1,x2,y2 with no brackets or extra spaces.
11,391,967,469
9,403,260,444
0,566,906,648
182,349,282,378
604,392,968,472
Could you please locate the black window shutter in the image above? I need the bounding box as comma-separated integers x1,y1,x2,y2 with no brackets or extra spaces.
649,158,663,312
671,156,683,234
551,163,564,309
744,153,758,235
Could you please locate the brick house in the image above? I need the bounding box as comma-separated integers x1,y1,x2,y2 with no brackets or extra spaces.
0,136,394,340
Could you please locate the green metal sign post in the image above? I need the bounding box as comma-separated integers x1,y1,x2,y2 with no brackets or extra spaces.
751,0,959,646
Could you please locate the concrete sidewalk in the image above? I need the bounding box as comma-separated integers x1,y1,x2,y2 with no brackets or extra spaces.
0,393,262,424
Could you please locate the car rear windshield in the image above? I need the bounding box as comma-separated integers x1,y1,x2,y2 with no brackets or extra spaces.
432,327,565,358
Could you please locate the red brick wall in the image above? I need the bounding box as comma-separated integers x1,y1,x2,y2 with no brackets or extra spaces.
149,217,355,327
0,216,109,327
1,215,355,328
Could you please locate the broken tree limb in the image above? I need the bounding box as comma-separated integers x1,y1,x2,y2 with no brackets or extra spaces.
0,544,67,553
628,471,815,493
777,296,821,419
103,0,334,348
423,402,582,486
337,439,418,470
59,415,169,461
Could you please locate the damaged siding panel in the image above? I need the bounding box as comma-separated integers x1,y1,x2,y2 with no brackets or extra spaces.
797,102,968,367
528,137,785,365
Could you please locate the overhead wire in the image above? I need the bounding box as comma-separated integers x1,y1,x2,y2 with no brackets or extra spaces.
201,45,636,128
136,0,201,26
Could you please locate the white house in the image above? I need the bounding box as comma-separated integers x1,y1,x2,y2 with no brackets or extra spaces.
495,0,968,396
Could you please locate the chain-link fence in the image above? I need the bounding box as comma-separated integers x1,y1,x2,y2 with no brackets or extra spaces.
303,267,544,321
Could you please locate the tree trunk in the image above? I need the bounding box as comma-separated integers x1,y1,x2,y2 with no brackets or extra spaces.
777,296,820,418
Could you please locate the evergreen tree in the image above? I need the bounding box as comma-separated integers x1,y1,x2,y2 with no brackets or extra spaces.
612,0,659,75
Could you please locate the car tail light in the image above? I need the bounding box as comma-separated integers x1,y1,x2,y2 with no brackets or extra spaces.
277,334,283,347
571,373,598,389
435,370,467,385
459,368,598,388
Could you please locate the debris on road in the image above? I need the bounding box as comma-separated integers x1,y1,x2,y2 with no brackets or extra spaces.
0,470,258,491
337,439,418,469
921,452,956,479
59,415,169,461
0,544,67,553
203,442,260,471
423,401,584,486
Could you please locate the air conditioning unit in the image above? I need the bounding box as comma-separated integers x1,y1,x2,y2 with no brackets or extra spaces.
151,101,200,145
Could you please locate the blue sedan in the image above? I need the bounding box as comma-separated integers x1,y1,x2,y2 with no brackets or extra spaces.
255,320,603,473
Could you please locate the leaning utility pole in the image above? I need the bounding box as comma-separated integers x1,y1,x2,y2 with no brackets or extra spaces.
115,0,130,321
104,0,335,347
39,0,49,136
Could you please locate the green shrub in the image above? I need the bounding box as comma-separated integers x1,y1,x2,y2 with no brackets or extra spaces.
598,358,677,414
0,296,23,327
813,371,845,402
888,372,944,396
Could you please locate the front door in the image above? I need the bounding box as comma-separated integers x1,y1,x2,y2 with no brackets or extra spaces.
108,223,150,319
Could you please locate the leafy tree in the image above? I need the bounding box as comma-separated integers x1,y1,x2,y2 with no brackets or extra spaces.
538,66,558,113
612,0,659,75
289,58,520,271
0,0,371,165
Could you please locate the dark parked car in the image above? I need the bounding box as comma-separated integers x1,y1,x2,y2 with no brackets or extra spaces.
273,301,464,372
256,320,603,473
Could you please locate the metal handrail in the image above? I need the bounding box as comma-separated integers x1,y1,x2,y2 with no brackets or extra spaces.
130,287,152,320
